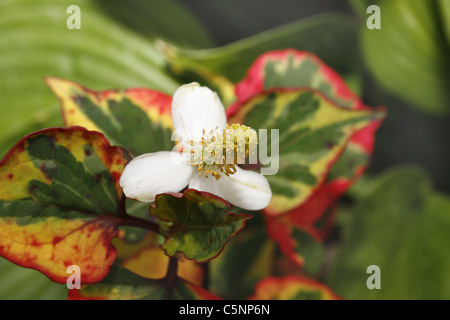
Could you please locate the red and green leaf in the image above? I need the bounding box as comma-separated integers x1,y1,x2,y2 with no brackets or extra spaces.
231,49,362,109
0,127,130,284
46,77,174,156
151,189,252,262
249,276,341,300
69,265,220,300
228,89,384,216
266,217,325,272
229,50,385,265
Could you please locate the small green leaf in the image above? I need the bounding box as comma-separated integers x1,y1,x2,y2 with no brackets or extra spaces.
151,189,252,262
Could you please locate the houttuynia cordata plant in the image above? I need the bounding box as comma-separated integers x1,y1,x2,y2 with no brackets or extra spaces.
0,49,385,300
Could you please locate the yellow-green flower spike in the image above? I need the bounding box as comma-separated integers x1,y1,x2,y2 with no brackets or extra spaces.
187,124,258,179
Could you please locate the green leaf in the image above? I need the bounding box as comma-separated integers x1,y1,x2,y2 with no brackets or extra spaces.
328,166,450,299
162,13,359,83
228,89,384,215
0,0,181,158
46,78,174,156
361,0,450,114
249,276,341,300
0,127,130,284
438,0,450,44
93,0,213,48
347,0,372,17
163,56,237,107
209,215,276,299
151,189,251,262
69,265,220,300
0,257,67,300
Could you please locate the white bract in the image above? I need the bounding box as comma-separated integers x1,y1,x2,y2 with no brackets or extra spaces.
119,82,272,211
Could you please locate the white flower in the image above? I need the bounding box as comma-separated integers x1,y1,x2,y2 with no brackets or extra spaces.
119,82,272,211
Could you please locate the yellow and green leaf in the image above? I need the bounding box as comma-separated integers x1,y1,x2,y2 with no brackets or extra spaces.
121,245,204,287
249,276,341,300
46,77,174,157
228,89,384,215
0,127,130,284
69,265,220,300
151,189,252,262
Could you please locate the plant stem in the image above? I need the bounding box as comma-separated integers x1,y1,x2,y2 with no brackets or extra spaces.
120,215,161,234
164,257,178,300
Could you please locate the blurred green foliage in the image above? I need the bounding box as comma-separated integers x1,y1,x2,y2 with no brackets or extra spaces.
329,166,450,299
0,257,67,299
361,0,450,114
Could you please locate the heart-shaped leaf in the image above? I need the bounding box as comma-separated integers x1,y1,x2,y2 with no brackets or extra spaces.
248,276,341,300
69,265,220,300
230,50,384,266
151,189,251,262
0,127,129,284
228,89,384,215
46,78,174,157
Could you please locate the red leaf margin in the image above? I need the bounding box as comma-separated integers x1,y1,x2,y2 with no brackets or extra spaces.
0,126,130,284
44,77,173,129
226,49,386,265
248,275,342,300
